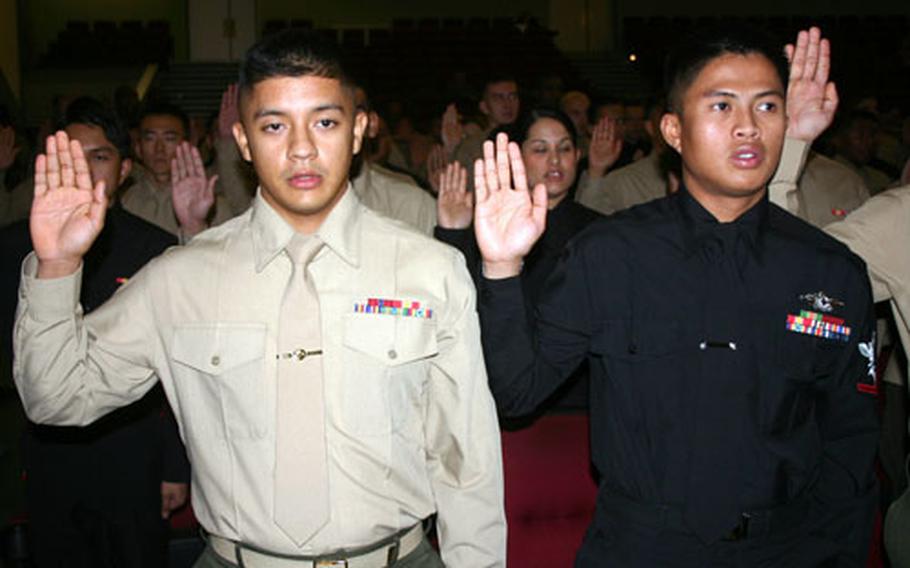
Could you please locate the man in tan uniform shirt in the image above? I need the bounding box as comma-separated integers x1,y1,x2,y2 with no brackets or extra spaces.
575,101,669,215
123,102,238,238
448,76,520,187
767,137,870,228
832,110,896,196
817,187,910,568
351,87,437,235
14,30,505,567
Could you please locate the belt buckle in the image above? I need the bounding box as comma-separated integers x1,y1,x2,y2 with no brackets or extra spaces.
722,514,751,541
315,561,348,568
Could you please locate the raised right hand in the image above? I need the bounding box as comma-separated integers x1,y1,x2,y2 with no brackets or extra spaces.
587,115,623,178
437,162,472,229
473,133,547,279
217,83,240,141
31,131,107,278
440,103,464,157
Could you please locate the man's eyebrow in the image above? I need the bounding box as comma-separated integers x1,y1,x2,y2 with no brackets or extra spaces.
703,90,737,98
313,104,344,113
703,89,785,99
252,108,287,119
528,136,572,144
252,104,344,119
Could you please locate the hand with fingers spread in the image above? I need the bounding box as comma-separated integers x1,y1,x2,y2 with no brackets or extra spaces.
0,126,20,171
171,142,217,236
441,103,464,157
437,162,473,229
473,133,547,279
784,27,838,142
31,131,108,278
217,84,240,141
426,144,447,195
587,115,623,178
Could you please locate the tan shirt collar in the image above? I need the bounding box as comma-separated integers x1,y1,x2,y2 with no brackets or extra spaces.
250,183,362,272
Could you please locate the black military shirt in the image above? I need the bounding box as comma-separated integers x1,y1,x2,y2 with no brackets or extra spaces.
479,187,878,562
436,197,601,418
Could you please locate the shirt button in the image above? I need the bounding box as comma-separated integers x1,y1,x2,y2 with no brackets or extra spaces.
211,355,221,366
388,349,397,360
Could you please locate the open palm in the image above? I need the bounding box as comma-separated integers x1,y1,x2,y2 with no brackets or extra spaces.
30,131,107,270
473,134,547,277
784,27,838,141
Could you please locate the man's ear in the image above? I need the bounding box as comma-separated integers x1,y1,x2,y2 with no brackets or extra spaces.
660,112,683,154
232,122,253,162
118,158,132,187
352,110,369,156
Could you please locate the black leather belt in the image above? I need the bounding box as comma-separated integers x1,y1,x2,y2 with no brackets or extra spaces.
599,489,810,542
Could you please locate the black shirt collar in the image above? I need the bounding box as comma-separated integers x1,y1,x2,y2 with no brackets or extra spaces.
676,185,769,260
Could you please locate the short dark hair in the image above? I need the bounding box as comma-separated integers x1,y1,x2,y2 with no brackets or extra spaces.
138,100,190,138
664,25,787,114
239,29,355,98
508,107,578,148
481,72,519,95
60,97,132,158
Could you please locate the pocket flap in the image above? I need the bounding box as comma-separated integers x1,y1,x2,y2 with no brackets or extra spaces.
591,319,682,359
172,324,267,374
343,313,438,366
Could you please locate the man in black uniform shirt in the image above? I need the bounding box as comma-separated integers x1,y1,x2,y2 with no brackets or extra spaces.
0,98,190,567
473,27,878,566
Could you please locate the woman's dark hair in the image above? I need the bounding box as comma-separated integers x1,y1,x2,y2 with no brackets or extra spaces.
507,107,578,147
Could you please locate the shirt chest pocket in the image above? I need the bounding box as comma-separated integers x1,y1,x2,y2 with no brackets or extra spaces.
591,319,684,360
339,314,438,436
171,324,267,440
777,328,844,383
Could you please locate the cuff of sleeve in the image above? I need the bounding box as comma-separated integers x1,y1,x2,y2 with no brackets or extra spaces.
479,274,523,306
20,252,83,322
775,137,810,185
434,226,471,242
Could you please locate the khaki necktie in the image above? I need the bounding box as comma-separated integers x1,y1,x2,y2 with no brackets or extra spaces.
274,235,329,545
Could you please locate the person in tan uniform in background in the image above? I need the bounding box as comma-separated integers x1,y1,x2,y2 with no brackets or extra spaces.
816,187,910,568
768,139,870,228
766,33,910,567
210,83,259,215
832,109,897,196
351,87,437,235
123,102,236,237
444,75,520,187
560,90,592,157
575,101,671,214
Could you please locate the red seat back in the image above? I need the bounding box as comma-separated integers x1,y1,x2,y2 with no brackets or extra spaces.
501,414,598,566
